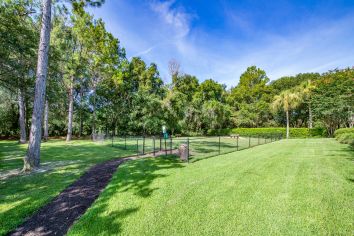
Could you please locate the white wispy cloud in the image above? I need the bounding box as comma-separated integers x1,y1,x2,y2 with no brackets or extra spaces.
150,0,192,38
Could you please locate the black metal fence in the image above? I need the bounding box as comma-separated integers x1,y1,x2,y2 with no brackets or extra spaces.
106,134,282,162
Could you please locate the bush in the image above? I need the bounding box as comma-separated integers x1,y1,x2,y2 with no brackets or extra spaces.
334,128,354,148
334,128,354,136
208,127,326,138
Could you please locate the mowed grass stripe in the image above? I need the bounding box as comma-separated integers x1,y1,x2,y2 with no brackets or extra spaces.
68,139,354,235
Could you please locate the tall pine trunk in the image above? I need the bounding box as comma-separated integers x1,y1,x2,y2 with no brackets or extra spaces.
91,81,97,139
79,87,83,138
43,99,49,141
308,103,313,129
286,110,290,139
18,87,27,144
24,0,52,171
66,81,74,142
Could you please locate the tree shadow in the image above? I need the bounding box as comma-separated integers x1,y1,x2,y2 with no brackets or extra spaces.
111,155,184,198
0,140,139,235
67,155,185,235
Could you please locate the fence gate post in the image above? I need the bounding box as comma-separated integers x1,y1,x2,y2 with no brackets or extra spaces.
218,136,221,155
237,136,239,151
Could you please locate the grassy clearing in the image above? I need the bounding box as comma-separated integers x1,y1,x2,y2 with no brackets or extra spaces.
68,139,354,235
0,139,136,236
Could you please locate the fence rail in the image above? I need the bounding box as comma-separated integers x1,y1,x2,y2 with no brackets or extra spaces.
106,134,282,162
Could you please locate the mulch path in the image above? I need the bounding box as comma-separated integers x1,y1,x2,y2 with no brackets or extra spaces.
8,150,178,236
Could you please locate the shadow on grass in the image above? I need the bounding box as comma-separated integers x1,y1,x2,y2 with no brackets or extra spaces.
68,155,184,235
0,140,138,235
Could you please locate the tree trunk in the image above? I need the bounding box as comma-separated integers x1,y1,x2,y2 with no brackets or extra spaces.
24,0,52,171
79,87,83,138
308,103,313,129
286,110,290,139
43,99,49,141
91,82,97,139
66,81,74,142
18,87,27,144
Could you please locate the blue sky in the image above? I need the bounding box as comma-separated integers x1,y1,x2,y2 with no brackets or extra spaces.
88,0,354,87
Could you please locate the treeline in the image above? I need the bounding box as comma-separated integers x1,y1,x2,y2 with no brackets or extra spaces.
1,0,353,144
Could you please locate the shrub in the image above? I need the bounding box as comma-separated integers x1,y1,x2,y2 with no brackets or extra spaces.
208,127,326,138
334,128,354,148
334,128,354,137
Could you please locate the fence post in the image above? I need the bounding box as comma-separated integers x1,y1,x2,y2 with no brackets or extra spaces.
237,136,239,151
124,135,127,150
153,137,155,156
187,137,190,163
111,133,113,147
136,139,139,156
218,136,221,155
165,137,167,156
160,136,162,151
170,136,172,154
249,136,251,148
142,136,145,155
258,135,260,145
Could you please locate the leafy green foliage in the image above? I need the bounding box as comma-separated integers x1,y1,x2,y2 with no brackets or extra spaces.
208,127,326,138
334,128,354,148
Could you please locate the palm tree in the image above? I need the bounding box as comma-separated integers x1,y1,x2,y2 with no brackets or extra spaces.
272,90,301,139
297,80,316,128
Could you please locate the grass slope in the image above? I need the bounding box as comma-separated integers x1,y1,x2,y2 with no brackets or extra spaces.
0,140,136,235
68,139,354,235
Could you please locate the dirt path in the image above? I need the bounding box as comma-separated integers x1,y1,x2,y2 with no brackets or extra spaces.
8,150,178,236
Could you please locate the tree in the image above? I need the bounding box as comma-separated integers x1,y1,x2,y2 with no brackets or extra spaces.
0,0,38,144
296,80,316,128
24,0,52,170
162,90,187,135
272,90,301,138
24,0,105,170
311,68,354,136
228,66,273,127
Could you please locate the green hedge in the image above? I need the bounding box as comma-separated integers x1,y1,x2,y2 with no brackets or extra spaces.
334,128,354,148
208,127,326,138
334,128,354,136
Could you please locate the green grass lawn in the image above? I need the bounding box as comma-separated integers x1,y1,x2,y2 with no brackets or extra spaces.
0,139,137,236
68,139,354,235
